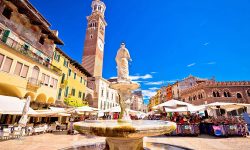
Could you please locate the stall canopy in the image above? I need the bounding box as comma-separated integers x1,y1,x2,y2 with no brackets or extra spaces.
206,102,250,111
0,95,37,115
32,107,71,117
152,99,192,110
76,106,99,112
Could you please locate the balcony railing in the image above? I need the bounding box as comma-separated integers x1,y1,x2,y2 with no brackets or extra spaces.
27,77,41,92
28,77,41,87
1,36,62,75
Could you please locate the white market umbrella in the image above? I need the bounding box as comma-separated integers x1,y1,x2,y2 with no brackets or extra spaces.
76,106,99,114
0,95,37,115
206,102,249,111
18,96,31,127
153,99,192,110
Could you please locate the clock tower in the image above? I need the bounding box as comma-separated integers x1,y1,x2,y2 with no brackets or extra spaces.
82,0,107,77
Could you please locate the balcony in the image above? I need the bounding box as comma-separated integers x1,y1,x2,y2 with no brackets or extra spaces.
26,77,41,92
0,36,62,75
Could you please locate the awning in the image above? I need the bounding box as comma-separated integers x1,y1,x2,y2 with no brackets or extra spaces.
0,95,37,115
76,106,99,113
153,99,192,110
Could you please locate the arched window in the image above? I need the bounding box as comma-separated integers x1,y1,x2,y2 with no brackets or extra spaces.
247,90,250,97
224,92,228,97
213,92,216,97
237,93,242,99
216,91,220,97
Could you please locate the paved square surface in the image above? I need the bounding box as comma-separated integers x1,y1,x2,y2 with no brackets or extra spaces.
0,133,249,150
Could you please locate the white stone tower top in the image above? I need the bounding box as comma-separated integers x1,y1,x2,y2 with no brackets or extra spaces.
91,0,106,16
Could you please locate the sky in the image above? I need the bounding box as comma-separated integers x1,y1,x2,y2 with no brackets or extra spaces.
30,0,250,104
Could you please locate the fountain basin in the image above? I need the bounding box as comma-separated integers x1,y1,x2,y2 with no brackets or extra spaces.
74,120,176,150
74,120,176,138
110,81,140,91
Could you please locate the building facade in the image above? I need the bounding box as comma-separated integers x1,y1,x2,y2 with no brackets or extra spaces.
0,0,63,109
52,48,91,107
88,76,118,110
180,81,250,105
130,91,144,111
172,75,209,99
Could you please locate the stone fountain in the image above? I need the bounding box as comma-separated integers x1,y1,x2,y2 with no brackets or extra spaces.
74,43,177,150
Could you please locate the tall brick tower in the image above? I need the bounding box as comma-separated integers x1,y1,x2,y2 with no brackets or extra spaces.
82,0,107,77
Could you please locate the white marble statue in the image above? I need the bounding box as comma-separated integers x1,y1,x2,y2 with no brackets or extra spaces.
115,43,131,82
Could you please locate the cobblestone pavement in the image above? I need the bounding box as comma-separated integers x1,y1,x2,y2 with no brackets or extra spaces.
0,133,249,150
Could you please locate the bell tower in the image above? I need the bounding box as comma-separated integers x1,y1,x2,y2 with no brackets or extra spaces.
82,0,107,77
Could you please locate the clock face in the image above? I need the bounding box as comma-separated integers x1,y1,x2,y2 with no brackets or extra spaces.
98,38,104,52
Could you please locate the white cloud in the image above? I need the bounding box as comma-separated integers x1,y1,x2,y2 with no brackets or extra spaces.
144,81,164,85
150,72,157,74
203,42,209,46
142,90,157,99
148,87,159,91
187,63,196,67
207,61,216,65
130,74,153,80
166,80,177,84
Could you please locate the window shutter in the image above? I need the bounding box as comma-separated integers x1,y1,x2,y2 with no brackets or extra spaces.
21,65,29,78
2,30,10,43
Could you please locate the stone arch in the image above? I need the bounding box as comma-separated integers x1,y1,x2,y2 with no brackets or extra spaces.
47,97,55,104
212,89,221,97
24,92,35,101
36,93,47,103
236,93,243,99
85,94,93,106
0,83,22,98
246,89,250,97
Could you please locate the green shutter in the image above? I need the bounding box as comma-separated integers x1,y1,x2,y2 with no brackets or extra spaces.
2,30,10,43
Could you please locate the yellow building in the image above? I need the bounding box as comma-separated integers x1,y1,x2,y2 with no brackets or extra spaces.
52,48,91,107
0,0,63,109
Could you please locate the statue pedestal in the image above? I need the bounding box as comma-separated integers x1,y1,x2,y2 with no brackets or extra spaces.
110,81,140,121
106,137,143,150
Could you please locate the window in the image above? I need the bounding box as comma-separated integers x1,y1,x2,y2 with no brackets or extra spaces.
63,59,68,67
14,62,23,76
78,92,82,98
50,78,54,88
2,7,12,19
74,73,76,79
41,73,45,84
82,93,85,100
80,77,83,83
237,93,242,99
61,73,65,83
224,91,231,97
65,86,69,97
54,79,58,89
23,44,29,51
101,89,104,97
39,36,45,45
71,89,75,96
54,52,60,62
45,75,50,86
247,90,250,97
2,57,13,73
21,65,29,78
58,88,62,100
68,69,71,76
0,53,4,68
